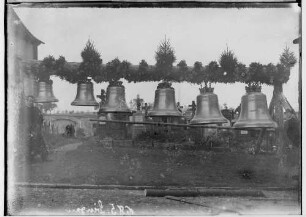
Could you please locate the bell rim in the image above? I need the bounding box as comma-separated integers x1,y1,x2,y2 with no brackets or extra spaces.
98,108,131,113
148,111,182,117
71,101,99,106
34,98,59,103
190,118,228,125
98,111,132,114
233,123,278,129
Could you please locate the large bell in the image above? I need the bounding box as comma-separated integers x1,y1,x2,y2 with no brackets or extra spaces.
35,81,58,103
148,88,182,117
99,86,130,113
71,82,99,106
190,91,227,125
234,92,277,129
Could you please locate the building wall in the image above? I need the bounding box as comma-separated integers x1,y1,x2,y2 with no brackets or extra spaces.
15,36,37,61
8,10,40,98
7,9,42,161
43,114,98,137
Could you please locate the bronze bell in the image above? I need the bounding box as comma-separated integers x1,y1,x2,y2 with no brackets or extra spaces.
234,92,277,129
190,91,227,125
71,81,99,106
99,86,130,113
35,81,59,103
148,88,182,117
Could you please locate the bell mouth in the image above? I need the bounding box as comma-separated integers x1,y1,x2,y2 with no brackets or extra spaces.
71,101,99,106
190,117,228,125
233,121,278,129
99,108,131,113
148,111,182,117
35,97,59,103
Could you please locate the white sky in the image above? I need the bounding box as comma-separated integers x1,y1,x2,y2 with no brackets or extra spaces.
14,6,300,112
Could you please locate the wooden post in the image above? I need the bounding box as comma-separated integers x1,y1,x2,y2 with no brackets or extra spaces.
272,83,287,172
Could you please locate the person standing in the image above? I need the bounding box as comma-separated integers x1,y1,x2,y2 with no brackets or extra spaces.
23,96,48,162
284,109,301,148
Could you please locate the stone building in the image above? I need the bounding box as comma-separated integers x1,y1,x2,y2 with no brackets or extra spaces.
43,113,98,137
7,7,44,98
7,7,44,159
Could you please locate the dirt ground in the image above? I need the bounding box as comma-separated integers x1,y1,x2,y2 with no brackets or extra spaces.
8,187,300,215
9,136,301,215
14,136,300,188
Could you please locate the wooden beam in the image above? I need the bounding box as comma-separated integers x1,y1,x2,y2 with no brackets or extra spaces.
90,118,275,131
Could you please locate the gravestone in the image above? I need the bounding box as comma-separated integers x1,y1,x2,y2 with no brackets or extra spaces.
132,111,146,139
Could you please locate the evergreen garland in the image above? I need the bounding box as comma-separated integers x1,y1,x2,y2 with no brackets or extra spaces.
176,60,189,82
34,55,56,83
37,43,296,89
243,62,265,92
235,47,297,90
78,40,103,83
280,47,297,68
206,61,220,84
54,56,79,84
157,81,173,89
190,61,204,85
138,60,150,82
155,37,176,84
219,48,238,83
105,58,122,82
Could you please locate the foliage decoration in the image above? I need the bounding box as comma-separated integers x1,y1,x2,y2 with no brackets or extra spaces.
109,80,124,87
155,37,176,86
279,47,297,68
219,48,238,83
105,58,122,82
52,40,104,84
34,55,56,83
206,61,220,84
234,62,247,83
242,62,265,92
40,43,296,90
120,60,131,82
125,59,151,83
137,59,150,82
235,47,297,91
157,81,173,89
177,60,188,72
177,60,190,82
190,61,204,85
54,56,79,84
104,58,132,86
264,63,278,84
177,60,189,82
77,40,103,83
